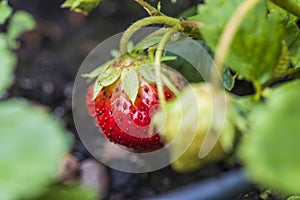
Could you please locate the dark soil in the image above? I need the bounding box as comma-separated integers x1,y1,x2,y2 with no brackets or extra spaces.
5,0,275,199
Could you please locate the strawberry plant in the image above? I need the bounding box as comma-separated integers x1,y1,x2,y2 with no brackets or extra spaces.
66,0,300,198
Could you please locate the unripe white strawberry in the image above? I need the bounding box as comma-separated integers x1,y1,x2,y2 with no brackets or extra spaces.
152,83,235,172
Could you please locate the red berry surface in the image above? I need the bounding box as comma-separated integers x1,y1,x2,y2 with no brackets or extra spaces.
86,79,174,151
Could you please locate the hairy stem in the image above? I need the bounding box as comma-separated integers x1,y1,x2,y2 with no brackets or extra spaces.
253,81,262,101
154,29,174,108
270,0,300,18
212,0,261,88
119,16,179,54
135,0,164,16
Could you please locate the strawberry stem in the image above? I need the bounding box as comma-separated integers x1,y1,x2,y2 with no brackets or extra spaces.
119,16,180,54
253,80,262,101
212,0,261,89
154,28,175,108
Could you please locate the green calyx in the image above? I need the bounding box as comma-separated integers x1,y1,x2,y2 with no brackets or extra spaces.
83,53,180,103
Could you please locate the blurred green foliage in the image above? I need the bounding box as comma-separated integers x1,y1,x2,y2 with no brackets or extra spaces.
0,2,97,200
239,79,300,194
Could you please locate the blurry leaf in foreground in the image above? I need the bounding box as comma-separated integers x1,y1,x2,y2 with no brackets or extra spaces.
0,1,12,25
7,11,36,49
0,49,16,96
37,185,97,200
239,80,300,194
0,99,70,200
61,0,102,15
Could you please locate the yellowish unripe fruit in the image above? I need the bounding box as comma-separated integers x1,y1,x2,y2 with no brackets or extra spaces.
152,83,234,172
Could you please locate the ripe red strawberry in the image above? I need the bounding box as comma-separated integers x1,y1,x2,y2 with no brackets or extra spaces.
85,54,183,151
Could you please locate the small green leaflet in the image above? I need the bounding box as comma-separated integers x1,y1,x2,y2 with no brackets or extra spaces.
137,64,156,82
61,0,102,15
0,1,12,25
0,99,70,200
7,11,36,49
157,2,161,12
197,0,282,83
134,36,162,51
121,68,139,103
93,67,122,99
222,66,235,91
81,61,111,79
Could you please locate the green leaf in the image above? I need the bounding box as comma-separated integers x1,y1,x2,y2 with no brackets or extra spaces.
61,0,101,15
134,36,162,51
0,99,70,200
137,64,156,82
198,0,282,83
238,81,300,194
269,10,300,68
38,185,97,200
121,68,139,103
92,80,103,100
81,61,111,79
0,49,17,96
222,66,235,91
0,1,12,25
93,67,122,99
7,11,35,49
